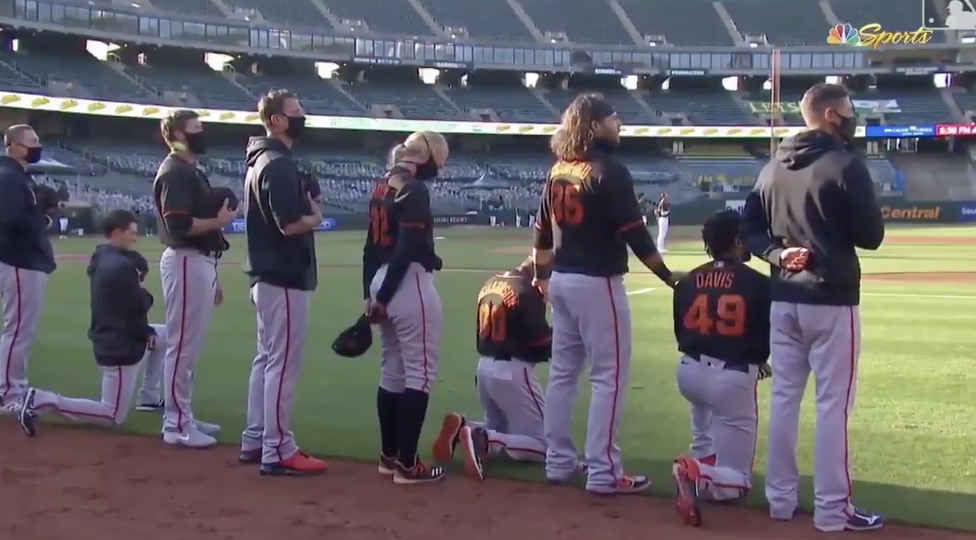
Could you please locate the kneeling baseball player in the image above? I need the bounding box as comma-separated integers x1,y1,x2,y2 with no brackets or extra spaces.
670,210,771,526
19,210,167,436
432,258,553,480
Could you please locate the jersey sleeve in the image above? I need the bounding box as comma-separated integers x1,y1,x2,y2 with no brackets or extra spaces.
157,170,194,218
266,161,304,230
603,163,645,235
532,180,553,250
396,181,432,227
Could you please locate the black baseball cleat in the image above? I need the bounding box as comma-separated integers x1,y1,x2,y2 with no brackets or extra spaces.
392,460,446,485
18,388,37,438
136,398,164,412
238,449,261,464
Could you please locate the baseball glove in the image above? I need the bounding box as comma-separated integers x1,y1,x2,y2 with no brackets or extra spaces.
331,315,373,358
211,186,240,212
759,362,772,380
300,172,321,203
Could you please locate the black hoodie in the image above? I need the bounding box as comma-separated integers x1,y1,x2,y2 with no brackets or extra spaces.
743,130,885,306
88,244,155,367
0,156,55,274
242,137,317,291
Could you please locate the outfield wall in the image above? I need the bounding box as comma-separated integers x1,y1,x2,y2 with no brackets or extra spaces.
222,212,489,233
685,197,976,225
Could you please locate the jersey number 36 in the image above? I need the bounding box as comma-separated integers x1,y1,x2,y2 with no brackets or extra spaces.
682,294,746,337
550,182,584,226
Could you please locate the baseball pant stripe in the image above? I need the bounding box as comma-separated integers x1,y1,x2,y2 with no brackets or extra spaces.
414,274,430,392
1,268,21,406
604,278,621,483
55,367,123,420
273,288,292,462
842,306,856,512
523,368,544,419
488,438,546,457
168,256,189,433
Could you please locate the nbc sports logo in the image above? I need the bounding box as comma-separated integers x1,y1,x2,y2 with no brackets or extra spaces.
827,23,862,46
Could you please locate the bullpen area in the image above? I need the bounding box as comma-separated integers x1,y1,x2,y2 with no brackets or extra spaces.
0,224,973,540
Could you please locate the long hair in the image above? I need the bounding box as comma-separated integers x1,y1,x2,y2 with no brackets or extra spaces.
389,131,448,167
549,93,605,162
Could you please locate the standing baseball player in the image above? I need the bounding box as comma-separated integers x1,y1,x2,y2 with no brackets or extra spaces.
532,94,680,494
364,131,448,485
18,210,166,435
670,210,771,527
742,83,885,532
431,257,553,481
153,110,235,448
240,90,327,476
0,125,55,414
58,215,68,239
655,192,671,252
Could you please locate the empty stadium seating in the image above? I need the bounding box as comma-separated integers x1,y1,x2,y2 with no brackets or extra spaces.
516,0,632,45
323,0,433,35
644,92,753,126
3,53,154,102
448,87,555,123
240,76,365,116
167,0,228,18
346,82,459,120
419,0,535,41
224,0,329,27
617,0,735,46
722,0,829,46
127,64,254,110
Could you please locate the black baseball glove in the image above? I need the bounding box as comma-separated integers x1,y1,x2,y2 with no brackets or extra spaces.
759,362,772,380
34,184,60,216
211,186,239,212
331,315,373,358
300,172,321,203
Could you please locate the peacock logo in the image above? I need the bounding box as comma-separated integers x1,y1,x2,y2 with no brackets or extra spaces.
827,23,861,45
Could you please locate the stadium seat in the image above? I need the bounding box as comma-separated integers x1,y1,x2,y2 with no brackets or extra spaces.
617,0,735,46
517,0,634,44
223,0,329,27
324,0,434,36
418,0,535,41
721,0,830,46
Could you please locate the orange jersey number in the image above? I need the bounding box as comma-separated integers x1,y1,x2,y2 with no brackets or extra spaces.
478,302,508,342
682,293,746,337
369,205,392,246
550,182,584,226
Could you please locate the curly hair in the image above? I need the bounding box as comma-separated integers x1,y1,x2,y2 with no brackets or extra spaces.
702,210,743,259
549,93,609,162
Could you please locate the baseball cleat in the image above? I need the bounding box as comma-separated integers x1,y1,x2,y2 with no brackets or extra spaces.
432,413,465,463
816,508,884,532
18,388,38,438
162,430,217,449
259,451,328,477
586,475,653,495
378,454,397,475
238,449,261,464
458,426,488,481
672,455,703,527
392,460,446,485
135,398,164,412
194,420,221,436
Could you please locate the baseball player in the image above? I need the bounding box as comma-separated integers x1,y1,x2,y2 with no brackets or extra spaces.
655,192,671,252
670,210,771,527
58,215,68,238
0,125,55,415
153,110,235,448
742,83,885,532
364,131,448,485
240,90,327,476
533,94,680,494
18,210,166,435
431,257,552,481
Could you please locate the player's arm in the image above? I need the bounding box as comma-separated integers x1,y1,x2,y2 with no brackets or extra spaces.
0,175,30,231
374,182,431,306
103,259,154,342
519,290,552,358
840,158,885,250
266,161,319,236
604,164,677,287
741,188,786,267
671,278,689,343
531,180,554,280
157,170,222,238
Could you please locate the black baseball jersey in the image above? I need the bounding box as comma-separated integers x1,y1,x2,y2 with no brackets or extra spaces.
532,148,651,277
153,154,228,254
655,200,671,219
362,176,438,304
672,259,771,366
476,271,551,364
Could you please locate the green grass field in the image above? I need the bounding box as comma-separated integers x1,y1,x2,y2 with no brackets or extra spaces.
23,225,976,531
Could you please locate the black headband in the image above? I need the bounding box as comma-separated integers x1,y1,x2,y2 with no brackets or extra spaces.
590,100,616,121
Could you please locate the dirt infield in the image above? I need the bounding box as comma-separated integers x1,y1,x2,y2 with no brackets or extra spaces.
0,424,965,540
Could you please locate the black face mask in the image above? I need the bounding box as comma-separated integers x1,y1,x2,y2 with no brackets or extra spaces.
835,113,858,141
284,115,306,140
414,156,440,180
24,145,42,164
184,132,207,155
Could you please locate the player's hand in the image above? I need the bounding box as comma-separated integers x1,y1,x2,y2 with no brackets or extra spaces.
216,199,236,227
759,362,772,380
365,300,387,323
532,278,549,301
147,334,157,351
669,271,688,289
780,247,810,271
214,284,224,306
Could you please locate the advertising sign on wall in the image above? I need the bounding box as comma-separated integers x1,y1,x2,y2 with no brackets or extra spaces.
225,218,337,233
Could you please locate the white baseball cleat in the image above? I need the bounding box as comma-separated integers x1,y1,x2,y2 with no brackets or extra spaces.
194,420,221,436
163,430,217,448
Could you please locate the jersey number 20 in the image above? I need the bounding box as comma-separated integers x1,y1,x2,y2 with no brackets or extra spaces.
682,294,745,337
550,182,583,226
478,303,508,342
